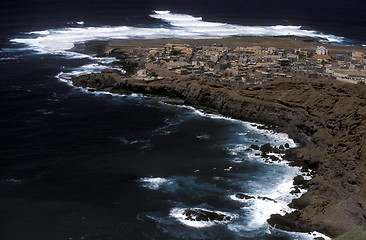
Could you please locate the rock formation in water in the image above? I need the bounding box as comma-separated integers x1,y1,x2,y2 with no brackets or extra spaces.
182,208,233,222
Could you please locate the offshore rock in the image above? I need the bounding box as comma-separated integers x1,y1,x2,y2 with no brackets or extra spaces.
235,193,255,200
260,143,273,153
293,175,307,187
250,144,260,150
182,208,232,222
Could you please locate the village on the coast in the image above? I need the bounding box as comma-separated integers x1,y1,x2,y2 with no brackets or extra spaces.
112,42,366,86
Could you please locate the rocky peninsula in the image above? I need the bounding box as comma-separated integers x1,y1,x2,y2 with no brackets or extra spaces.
73,37,366,238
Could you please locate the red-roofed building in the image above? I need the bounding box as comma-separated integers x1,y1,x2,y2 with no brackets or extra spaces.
352,51,364,63
313,54,331,60
181,49,192,55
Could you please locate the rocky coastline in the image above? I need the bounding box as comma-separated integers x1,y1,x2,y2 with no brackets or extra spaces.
71,37,366,238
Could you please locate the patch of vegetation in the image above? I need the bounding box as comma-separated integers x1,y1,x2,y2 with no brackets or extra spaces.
335,224,366,240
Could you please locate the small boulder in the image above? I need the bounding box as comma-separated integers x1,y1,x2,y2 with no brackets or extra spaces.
183,208,232,222
235,193,255,200
293,175,305,186
101,68,119,74
250,144,260,150
258,196,277,203
290,187,301,194
260,143,273,153
269,155,280,161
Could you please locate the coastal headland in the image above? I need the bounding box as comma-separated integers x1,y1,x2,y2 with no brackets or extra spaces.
74,36,366,238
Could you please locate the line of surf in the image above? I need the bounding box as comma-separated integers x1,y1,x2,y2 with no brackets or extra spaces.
9,10,346,58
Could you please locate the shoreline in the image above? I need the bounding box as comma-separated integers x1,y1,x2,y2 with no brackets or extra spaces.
67,76,323,238
58,71,321,238
71,36,366,238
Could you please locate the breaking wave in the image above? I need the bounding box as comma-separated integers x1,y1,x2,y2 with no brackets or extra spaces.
138,177,170,190
10,10,345,58
170,207,238,228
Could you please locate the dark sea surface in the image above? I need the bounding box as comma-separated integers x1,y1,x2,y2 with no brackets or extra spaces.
0,1,365,239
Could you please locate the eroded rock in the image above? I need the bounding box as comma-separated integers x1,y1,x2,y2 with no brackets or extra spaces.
235,193,255,200
182,208,232,222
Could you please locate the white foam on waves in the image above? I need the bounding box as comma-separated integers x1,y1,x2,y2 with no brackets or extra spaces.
11,10,345,58
196,134,210,139
11,25,191,57
280,230,331,240
55,59,124,87
170,207,238,228
150,11,344,43
138,177,170,190
246,122,297,148
26,30,51,35
181,104,296,150
0,57,19,61
228,165,330,239
226,131,302,231
2,178,22,183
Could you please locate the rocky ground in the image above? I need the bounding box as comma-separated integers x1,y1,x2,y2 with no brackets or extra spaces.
105,36,366,53
71,66,366,238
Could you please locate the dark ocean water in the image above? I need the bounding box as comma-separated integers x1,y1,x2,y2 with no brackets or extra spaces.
0,1,364,239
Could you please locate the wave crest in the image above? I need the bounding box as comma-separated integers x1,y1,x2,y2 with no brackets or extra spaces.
10,10,345,58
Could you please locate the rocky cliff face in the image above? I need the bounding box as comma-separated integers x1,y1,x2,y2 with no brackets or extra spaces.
73,73,366,237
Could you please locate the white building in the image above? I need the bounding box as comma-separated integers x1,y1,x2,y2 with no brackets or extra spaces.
316,46,329,55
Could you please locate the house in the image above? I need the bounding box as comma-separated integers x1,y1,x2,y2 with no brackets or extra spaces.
210,54,219,63
135,69,150,81
165,44,190,55
192,61,206,67
278,59,291,67
233,47,246,52
175,68,189,75
181,49,192,55
136,69,147,76
245,46,261,54
336,54,346,61
145,63,158,71
268,47,279,55
204,72,214,76
287,54,299,62
316,46,329,55
313,54,331,63
352,51,364,63
165,61,191,70
294,48,308,59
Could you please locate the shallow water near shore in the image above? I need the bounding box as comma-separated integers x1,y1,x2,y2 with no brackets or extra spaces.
0,4,355,239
